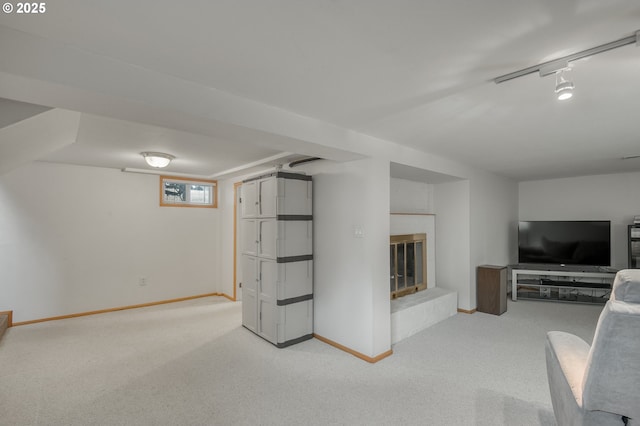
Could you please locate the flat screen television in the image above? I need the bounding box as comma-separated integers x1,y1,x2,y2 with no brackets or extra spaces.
518,221,611,266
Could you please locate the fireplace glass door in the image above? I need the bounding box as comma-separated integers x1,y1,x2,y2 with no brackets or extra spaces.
390,233,427,299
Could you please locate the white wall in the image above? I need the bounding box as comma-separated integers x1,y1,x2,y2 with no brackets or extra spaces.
469,172,519,307
294,158,391,358
519,171,640,269
431,173,517,311
390,178,434,213
0,162,220,322
390,177,436,289
433,180,470,309
218,177,240,300
470,172,519,266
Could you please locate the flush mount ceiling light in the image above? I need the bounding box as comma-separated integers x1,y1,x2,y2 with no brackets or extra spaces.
141,152,175,168
555,69,574,101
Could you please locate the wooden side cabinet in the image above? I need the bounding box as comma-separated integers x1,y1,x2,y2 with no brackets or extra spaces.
477,265,507,315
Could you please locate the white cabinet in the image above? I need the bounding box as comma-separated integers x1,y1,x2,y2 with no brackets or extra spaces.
241,175,312,219
240,171,313,348
240,219,312,260
241,255,258,332
241,177,278,218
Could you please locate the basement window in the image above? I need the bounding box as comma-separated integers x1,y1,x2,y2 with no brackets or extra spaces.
160,176,217,208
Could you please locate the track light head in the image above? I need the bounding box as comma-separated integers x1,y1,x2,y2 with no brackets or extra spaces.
555,69,574,101
556,81,574,100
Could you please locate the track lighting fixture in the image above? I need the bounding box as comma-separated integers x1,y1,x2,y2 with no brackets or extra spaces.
493,29,639,100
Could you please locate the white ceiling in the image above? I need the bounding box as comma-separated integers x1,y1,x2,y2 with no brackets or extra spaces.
44,113,284,176
1,1,639,181
0,97,50,128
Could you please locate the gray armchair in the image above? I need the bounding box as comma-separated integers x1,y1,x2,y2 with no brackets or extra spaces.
545,269,640,426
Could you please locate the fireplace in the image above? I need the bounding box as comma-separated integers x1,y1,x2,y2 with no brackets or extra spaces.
390,233,427,299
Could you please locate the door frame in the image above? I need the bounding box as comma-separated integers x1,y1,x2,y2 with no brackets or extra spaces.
233,181,242,301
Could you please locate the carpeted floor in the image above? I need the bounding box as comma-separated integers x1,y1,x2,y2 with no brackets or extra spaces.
0,296,603,425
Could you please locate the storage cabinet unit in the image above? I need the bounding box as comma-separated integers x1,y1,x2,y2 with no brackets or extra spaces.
629,225,640,269
240,171,313,347
477,265,507,315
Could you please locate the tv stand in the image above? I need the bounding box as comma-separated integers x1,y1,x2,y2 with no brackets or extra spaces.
511,266,616,305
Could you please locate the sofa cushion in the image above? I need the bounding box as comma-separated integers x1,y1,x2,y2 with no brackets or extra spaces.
611,269,640,303
582,300,640,421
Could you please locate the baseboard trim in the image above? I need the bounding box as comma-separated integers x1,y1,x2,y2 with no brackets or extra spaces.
0,310,12,327
219,293,235,302
12,293,226,326
457,308,477,314
313,333,393,363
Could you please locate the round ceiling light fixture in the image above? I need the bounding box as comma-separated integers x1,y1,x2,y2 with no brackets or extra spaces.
555,69,574,101
141,152,175,168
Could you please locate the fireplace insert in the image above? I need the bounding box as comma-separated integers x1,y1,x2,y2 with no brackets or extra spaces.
390,233,427,299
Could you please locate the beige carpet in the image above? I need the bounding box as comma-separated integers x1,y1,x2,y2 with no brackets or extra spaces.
0,296,603,425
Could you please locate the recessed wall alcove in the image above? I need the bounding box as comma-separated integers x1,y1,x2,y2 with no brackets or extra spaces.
389,212,457,343
389,164,461,344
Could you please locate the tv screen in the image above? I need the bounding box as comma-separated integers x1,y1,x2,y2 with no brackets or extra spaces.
518,221,611,266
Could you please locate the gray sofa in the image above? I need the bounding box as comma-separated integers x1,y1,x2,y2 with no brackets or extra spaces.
545,269,640,426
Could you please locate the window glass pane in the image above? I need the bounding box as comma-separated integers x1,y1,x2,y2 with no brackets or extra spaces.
164,182,186,202
189,185,212,204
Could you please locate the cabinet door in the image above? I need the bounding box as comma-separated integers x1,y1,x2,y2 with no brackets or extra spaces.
277,178,312,216
275,221,313,257
240,219,258,256
258,177,277,217
241,181,258,218
258,259,277,343
241,255,258,332
277,300,313,344
258,219,277,259
278,260,313,301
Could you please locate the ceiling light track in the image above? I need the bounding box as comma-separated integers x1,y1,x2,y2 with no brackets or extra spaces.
494,30,640,84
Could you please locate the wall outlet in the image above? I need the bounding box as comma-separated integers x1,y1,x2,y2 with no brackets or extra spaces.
139,277,147,286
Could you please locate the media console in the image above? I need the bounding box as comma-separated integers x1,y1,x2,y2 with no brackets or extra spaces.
510,266,617,305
